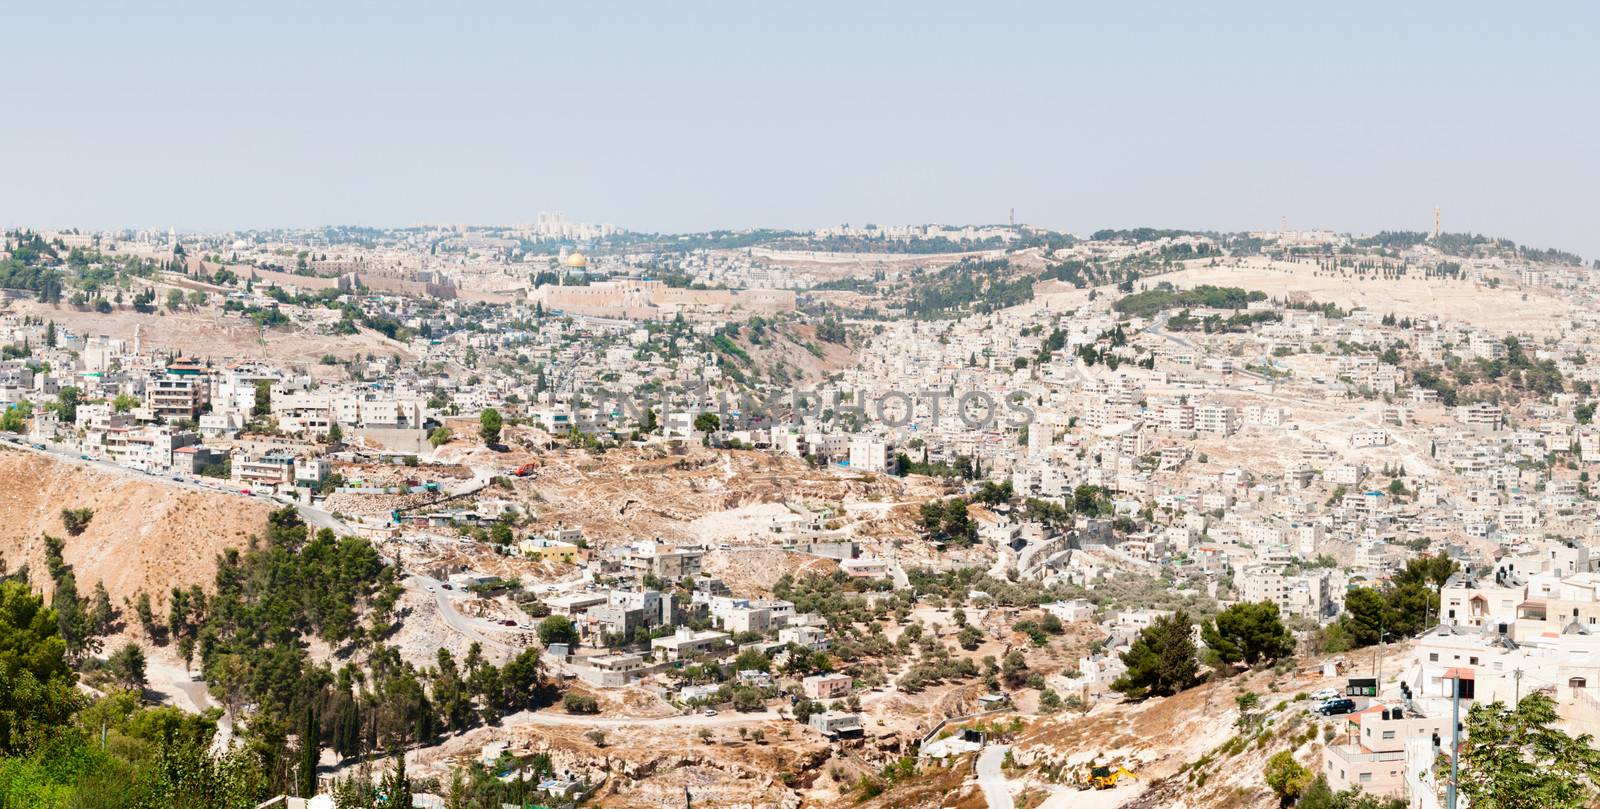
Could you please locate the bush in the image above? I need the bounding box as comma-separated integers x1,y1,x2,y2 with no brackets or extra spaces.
562,693,599,714
60,507,94,536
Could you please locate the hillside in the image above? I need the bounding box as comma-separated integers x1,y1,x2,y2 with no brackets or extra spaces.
0,448,273,603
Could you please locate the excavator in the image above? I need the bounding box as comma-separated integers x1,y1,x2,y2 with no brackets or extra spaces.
1078,762,1137,790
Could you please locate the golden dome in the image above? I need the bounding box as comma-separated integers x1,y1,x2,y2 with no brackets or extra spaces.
561,252,589,269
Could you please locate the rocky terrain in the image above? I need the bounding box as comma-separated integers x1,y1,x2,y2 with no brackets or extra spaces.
0,447,274,603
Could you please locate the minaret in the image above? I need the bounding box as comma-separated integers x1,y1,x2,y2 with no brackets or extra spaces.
1433,206,1441,240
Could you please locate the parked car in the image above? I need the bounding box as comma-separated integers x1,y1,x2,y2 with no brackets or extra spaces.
703,709,718,717
1317,698,1357,716
1310,688,1340,701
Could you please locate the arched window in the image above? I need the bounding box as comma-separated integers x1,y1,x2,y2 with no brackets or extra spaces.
1570,677,1588,689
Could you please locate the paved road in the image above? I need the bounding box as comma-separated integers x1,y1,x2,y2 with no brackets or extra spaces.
977,745,1015,809
409,573,532,651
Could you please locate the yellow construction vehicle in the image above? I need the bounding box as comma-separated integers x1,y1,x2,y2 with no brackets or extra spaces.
1078,763,1137,790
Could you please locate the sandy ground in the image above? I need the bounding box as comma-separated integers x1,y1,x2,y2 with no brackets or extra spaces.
0,449,274,603
5,297,415,363
1143,257,1572,335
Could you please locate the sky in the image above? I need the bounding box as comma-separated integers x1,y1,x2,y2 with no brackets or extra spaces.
4,2,1598,258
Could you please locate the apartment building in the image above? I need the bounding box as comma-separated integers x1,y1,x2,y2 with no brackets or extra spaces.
1195,404,1238,436
236,450,297,486
847,437,892,472
148,375,208,423
1323,703,1448,798
621,541,705,581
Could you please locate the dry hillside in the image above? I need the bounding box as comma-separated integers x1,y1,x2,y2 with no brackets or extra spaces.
4,297,414,363
0,448,273,603
508,444,939,545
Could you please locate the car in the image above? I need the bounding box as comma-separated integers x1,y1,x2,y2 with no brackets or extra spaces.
1317,698,1357,716
703,709,718,717
1310,688,1340,701
172,475,183,482
239,489,252,495
440,583,452,590
425,586,435,593
502,619,516,626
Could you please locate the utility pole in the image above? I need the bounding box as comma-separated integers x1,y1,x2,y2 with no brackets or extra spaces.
1514,668,1523,703
1447,673,1462,809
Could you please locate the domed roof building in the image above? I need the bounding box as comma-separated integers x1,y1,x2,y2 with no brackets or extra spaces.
561,251,589,269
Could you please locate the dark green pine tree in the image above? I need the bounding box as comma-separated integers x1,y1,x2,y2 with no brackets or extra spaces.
299,706,319,797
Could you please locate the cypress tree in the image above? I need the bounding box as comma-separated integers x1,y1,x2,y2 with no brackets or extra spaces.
299,706,319,797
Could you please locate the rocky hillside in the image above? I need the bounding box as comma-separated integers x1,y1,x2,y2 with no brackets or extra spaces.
0,447,274,603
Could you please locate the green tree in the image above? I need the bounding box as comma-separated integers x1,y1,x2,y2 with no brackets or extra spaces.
51,386,81,423
1202,601,1296,668
488,523,514,546
134,590,160,639
253,380,272,417
60,507,95,536
732,648,771,673
1456,691,1600,809
1340,587,1389,647
299,705,319,798
0,400,31,433
0,579,80,754
380,752,412,809
428,426,452,448
957,625,984,650
479,408,503,445
693,412,720,433
1111,610,1199,700
87,581,115,635
1001,649,1030,688
1263,750,1313,806
537,615,578,648
107,641,148,690
166,288,185,311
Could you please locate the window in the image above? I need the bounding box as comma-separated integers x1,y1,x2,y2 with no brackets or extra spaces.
1470,656,1479,665
1359,773,1373,783
1572,677,1588,689
1382,730,1396,740
1429,653,1439,662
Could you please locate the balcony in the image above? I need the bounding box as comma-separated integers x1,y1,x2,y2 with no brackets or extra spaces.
1326,744,1407,765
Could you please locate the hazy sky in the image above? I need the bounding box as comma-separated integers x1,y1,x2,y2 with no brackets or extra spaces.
5,2,1597,257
